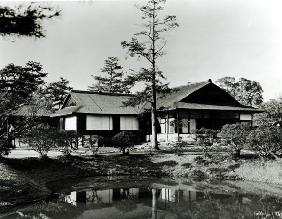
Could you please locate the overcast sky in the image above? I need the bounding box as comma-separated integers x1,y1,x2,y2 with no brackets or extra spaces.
1,0,282,100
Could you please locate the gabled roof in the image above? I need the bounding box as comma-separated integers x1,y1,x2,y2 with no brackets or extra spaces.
50,90,140,117
141,80,262,112
156,81,210,109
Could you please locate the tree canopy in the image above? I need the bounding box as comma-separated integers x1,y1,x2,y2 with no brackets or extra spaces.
254,98,282,126
0,61,47,100
216,77,263,107
41,77,72,105
88,57,131,94
0,3,60,38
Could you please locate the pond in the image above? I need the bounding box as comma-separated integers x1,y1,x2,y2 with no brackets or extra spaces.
2,177,282,219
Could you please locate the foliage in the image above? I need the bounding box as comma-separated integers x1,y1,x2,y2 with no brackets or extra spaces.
9,93,53,139
84,135,101,156
88,57,132,94
0,3,60,38
0,61,47,100
173,141,187,156
0,138,13,156
56,131,79,158
218,123,252,158
254,98,282,126
246,125,282,157
194,128,218,157
23,125,58,158
40,77,72,106
121,0,178,149
190,169,208,181
193,156,205,165
181,162,192,168
216,77,263,107
0,62,48,156
158,160,178,167
112,131,137,155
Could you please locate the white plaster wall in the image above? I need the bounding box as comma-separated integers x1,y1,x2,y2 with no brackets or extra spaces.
86,115,113,130
120,116,139,130
240,113,252,121
65,116,77,130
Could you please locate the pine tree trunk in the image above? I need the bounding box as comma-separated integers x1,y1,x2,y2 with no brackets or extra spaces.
151,0,159,151
151,105,159,150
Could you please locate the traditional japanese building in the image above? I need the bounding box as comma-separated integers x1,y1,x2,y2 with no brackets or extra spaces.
50,79,262,143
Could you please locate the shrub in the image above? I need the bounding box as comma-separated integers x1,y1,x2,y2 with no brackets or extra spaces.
190,169,208,181
218,123,252,159
246,125,282,158
181,162,192,168
194,156,205,165
23,125,59,159
56,131,79,158
84,135,100,156
158,160,178,167
112,131,137,155
194,128,218,157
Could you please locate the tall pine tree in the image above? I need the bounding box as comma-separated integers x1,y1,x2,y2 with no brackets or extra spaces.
41,77,72,105
88,57,131,94
121,0,178,150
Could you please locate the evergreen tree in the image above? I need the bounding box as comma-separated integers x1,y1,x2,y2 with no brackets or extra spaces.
0,61,47,100
0,2,59,156
88,57,131,94
0,62,47,156
0,3,60,38
42,77,72,105
121,0,178,150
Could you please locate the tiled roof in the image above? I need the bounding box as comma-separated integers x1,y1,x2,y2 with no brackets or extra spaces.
51,81,263,117
50,91,140,117
11,104,52,117
157,81,210,108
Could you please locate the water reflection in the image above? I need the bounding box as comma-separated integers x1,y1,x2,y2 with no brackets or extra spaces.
58,186,282,219
3,181,282,219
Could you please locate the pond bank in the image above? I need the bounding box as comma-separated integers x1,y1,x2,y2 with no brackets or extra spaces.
1,152,282,212
0,154,166,211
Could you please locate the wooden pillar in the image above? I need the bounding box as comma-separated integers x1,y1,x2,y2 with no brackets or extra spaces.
166,112,169,142
188,111,191,134
176,109,180,141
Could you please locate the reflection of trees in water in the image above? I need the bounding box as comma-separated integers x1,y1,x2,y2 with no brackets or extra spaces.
114,200,138,212
9,187,282,219
112,188,140,212
156,190,282,219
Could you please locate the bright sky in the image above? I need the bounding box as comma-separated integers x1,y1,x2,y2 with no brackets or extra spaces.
1,0,282,101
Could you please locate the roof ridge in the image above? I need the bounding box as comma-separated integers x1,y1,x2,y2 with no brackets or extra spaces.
170,81,210,90
71,90,135,97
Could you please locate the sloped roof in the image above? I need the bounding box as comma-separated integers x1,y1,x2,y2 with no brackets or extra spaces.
156,81,210,109
11,104,52,117
51,81,262,117
50,91,140,117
